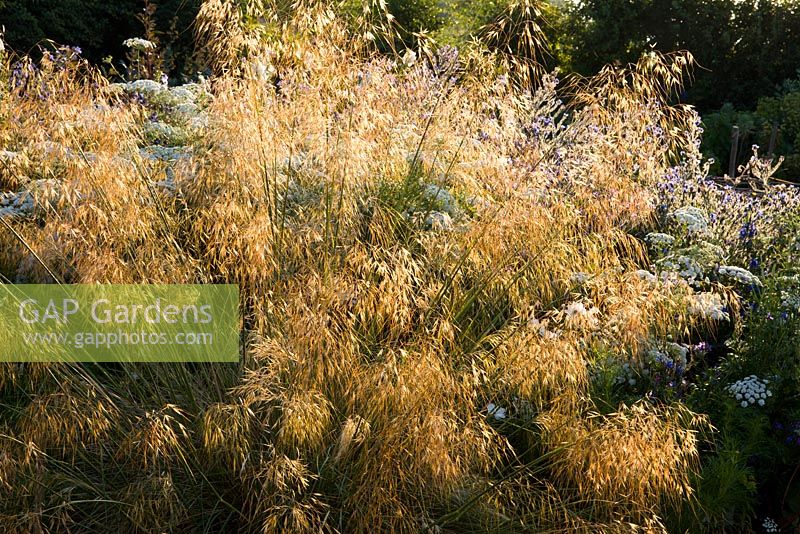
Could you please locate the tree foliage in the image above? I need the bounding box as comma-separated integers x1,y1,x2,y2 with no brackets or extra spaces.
0,0,202,80
3,0,800,111
566,0,800,111
0,0,139,59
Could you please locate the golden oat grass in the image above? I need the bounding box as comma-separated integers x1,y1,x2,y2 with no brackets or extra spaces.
0,3,718,530
540,402,708,522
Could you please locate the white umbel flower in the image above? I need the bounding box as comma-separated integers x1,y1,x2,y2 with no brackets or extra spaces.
401,48,417,67
563,301,600,330
570,272,590,285
645,232,676,247
671,206,709,234
762,516,778,533
123,37,156,51
486,403,507,420
635,269,657,283
718,265,762,287
688,292,728,321
727,375,772,408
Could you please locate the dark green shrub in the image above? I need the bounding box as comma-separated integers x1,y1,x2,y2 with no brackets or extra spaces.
701,85,800,182
388,0,446,46
340,0,447,51
565,0,800,112
700,104,765,178
0,0,204,81
0,1,139,63
688,438,758,532
757,90,800,181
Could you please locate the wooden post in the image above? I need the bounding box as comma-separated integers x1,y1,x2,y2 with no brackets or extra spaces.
767,122,779,158
729,125,740,179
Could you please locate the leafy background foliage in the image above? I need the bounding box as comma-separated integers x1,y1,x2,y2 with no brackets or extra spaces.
3,0,800,109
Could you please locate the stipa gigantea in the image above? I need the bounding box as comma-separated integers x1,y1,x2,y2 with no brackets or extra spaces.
477,0,550,89
0,1,721,530
201,401,256,472
490,331,587,413
539,401,709,522
569,50,698,166
275,389,332,456
16,379,119,458
332,414,371,464
116,404,191,470
120,471,189,532
242,452,330,534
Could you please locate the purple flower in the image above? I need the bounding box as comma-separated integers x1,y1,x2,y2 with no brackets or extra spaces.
739,221,757,240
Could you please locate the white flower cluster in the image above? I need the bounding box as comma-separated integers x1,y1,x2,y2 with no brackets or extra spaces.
589,356,637,387
718,265,762,287
781,290,800,312
173,102,198,119
403,184,462,231
777,275,800,311
123,38,156,51
122,78,164,95
570,271,590,285
613,361,637,386
424,211,453,231
635,269,657,283
279,176,326,209
0,190,34,219
645,232,676,247
422,184,461,218
688,292,729,321
778,274,800,284
647,342,688,369
671,206,709,234
527,317,560,339
677,255,704,281
486,402,507,420
248,59,277,81
762,516,778,533
114,80,209,115
0,179,62,219
139,145,192,162
727,375,772,407
563,301,600,330
661,255,704,282
143,121,188,146
655,270,687,287
0,150,20,162
401,49,417,68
